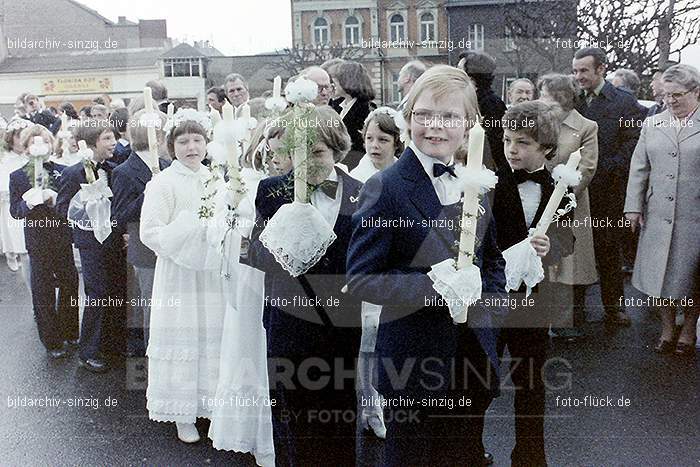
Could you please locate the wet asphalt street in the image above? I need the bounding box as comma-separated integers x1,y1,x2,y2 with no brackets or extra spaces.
0,262,698,466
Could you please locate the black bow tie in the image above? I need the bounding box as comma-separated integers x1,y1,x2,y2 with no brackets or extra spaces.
310,180,339,199
513,168,550,185
433,163,456,178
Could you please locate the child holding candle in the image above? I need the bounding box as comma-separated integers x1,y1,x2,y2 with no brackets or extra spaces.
139,114,226,444
9,124,79,359
346,65,507,466
56,120,125,373
490,100,575,467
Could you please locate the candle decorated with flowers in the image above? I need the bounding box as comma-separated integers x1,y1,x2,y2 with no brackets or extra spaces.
29,136,49,188
221,101,246,207
293,106,308,203
143,87,161,173
533,148,582,237
167,103,174,121
78,140,96,184
273,76,282,99
457,117,485,269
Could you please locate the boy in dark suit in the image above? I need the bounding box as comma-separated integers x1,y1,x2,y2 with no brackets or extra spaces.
9,125,79,359
491,100,574,467
56,120,126,373
111,109,170,356
347,65,507,466
247,106,363,467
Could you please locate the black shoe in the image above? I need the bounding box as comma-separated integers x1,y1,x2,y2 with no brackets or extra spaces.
484,451,494,465
47,347,69,359
675,340,697,357
653,339,675,354
78,357,109,373
604,310,631,327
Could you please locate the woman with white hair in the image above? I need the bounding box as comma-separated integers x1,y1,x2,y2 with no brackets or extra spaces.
624,64,700,357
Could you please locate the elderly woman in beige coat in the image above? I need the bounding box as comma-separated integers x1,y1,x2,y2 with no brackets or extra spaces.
625,64,700,356
539,74,599,339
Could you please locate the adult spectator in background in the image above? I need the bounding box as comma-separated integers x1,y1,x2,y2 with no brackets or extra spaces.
91,104,110,121
624,64,700,356
224,73,250,116
59,102,80,121
507,78,535,106
14,93,28,119
458,50,508,171
146,80,170,114
573,47,646,326
538,74,599,340
206,86,228,114
23,94,60,134
397,60,427,110
646,62,678,116
321,58,346,113
301,66,334,106
330,60,377,170
79,106,92,120
110,107,131,165
612,68,641,97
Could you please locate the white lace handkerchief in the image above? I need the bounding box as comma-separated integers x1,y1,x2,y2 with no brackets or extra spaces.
502,237,544,297
259,201,337,277
428,258,482,324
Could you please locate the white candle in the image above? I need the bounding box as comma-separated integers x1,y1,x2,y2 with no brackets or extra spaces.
60,113,68,131
240,104,250,121
222,101,242,178
60,113,70,158
143,87,160,173
210,106,222,126
458,117,485,269
273,76,282,99
533,149,582,237
78,140,96,184
167,103,174,121
293,106,308,203
32,136,43,188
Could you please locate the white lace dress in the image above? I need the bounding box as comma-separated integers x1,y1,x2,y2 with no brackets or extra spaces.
140,160,226,424
0,151,28,254
208,167,275,467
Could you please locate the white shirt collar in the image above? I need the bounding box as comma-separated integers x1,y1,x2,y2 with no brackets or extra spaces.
135,150,155,169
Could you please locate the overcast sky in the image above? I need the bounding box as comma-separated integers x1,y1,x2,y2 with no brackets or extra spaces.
79,0,700,68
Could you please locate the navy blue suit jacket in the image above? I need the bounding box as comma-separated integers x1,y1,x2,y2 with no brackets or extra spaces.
56,159,119,250
248,167,363,359
346,148,507,397
576,81,645,204
9,161,73,255
111,151,170,267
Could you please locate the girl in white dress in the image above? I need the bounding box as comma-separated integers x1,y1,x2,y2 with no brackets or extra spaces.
208,119,276,467
350,108,403,439
140,115,226,444
0,119,31,272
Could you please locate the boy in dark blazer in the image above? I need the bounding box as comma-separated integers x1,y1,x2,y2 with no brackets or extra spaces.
9,126,78,359
347,66,507,467
56,121,125,373
111,110,170,356
491,100,574,467
247,106,363,467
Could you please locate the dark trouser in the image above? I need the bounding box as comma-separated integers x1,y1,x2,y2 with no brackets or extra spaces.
589,193,625,313
381,327,497,467
269,353,357,467
497,327,548,467
133,266,155,349
78,243,126,360
29,250,79,351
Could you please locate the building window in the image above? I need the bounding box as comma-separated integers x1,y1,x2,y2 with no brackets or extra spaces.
390,14,405,42
420,13,435,42
504,26,516,51
163,58,201,77
392,73,401,103
468,24,484,51
345,16,360,46
313,17,330,45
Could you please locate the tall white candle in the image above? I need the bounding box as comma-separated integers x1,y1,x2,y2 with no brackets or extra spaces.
293,106,308,203
457,117,485,269
143,87,160,173
32,136,43,188
273,76,282,99
167,103,174,121
222,101,242,178
210,106,222,126
240,104,250,121
60,113,70,158
533,149,582,237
